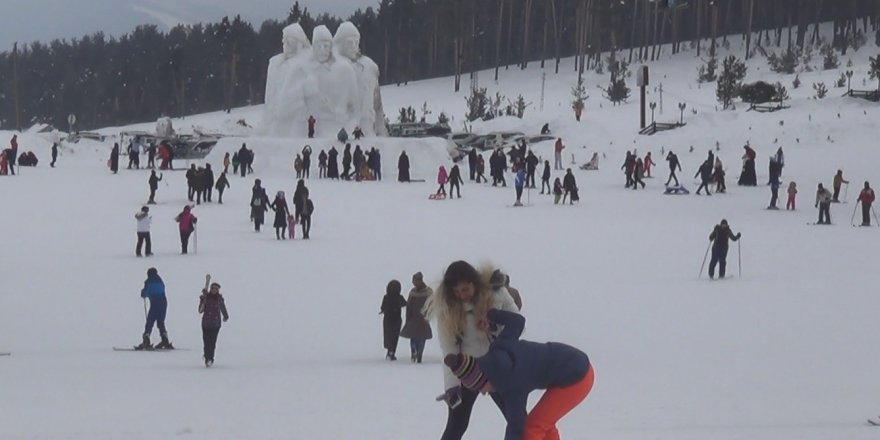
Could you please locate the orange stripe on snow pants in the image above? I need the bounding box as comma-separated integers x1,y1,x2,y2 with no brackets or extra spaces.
523,365,595,440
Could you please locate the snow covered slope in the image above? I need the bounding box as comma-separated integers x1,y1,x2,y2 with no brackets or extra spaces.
2,30,880,440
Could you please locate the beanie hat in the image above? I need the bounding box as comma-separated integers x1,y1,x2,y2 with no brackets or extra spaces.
412,271,423,284
489,269,506,288
444,353,488,391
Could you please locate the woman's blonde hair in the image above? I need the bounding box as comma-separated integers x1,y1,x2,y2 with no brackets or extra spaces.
425,260,495,342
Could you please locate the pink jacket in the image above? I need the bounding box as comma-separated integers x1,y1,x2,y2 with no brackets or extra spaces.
437,166,448,185
176,207,197,232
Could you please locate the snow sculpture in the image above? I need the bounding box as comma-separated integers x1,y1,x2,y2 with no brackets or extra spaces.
262,22,386,138
333,21,387,136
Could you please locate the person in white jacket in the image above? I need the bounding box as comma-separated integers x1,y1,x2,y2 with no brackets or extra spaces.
135,206,152,257
426,260,520,440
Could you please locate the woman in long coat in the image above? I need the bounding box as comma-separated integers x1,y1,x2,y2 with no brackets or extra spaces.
399,272,433,363
270,191,290,240
380,280,407,361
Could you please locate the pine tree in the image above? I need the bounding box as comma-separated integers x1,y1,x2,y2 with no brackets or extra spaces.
820,43,839,70
604,50,630,105
870,55,880,91
697,56,718,83
571,76,588,119
465,88,488,122
716,55,747,110
812,82,828,99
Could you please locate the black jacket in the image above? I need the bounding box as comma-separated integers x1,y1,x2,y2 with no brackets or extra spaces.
710,224,740,249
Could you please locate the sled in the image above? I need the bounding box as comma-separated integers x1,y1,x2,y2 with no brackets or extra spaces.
664,185,690,195
428,194,447,200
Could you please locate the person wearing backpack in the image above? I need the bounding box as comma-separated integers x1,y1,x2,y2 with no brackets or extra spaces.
250,179,270,232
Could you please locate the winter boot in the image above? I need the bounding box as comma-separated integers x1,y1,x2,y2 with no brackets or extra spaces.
134,334,152,350
155,333,174,350
416,351,423,364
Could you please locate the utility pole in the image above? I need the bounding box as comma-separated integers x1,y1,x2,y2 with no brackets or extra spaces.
540,72,546,111
658,83,664,114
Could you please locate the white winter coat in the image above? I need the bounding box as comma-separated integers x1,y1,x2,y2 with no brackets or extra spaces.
136,212,151,233
438,286,519,391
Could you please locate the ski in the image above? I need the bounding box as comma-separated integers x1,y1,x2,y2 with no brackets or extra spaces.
113,347,188,352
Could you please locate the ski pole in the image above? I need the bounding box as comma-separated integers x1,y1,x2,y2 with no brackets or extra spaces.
698,241,711,279
844,182,849,203
873,205,880,227
738,239,742,278
851,202,859,226
194,227,198,255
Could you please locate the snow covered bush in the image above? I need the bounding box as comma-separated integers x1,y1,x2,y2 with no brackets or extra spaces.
813,82,828,99
767,48,799,74
464,88,488,122
604,50,630,105
697,56,718,83
821,43,839,70
716,55,747,110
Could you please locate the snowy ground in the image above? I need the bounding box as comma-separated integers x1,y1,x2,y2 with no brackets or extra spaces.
2,29,880,440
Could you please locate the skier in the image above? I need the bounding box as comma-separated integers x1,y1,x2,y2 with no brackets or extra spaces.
400,272,433,363
109,143,120,174
832,169,849,203
147,170,162,204
444,309,593,440
514,165,526,206
707,219,742,279
250,179,270,232
307,115,316,138
135,267,174,350
448,164,463,199
398,151,410,182
436,165,448,197
50,142,58,168
270,191,290,240
215,171,230,204
554,138,565,170
857,181,876,226
562,168,578,204
135,206,152,257
665,151,681,186
199,277,229,367
694,160,713,195
815,183,833,225
786,181,798,210
380,279,407,361
174,205,198,254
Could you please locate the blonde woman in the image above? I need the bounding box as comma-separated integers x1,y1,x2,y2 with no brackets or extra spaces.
427,260,519,440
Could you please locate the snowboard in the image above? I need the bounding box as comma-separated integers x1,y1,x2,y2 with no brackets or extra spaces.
428,194,446,200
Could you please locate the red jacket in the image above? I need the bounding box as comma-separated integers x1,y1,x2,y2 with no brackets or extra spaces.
554,139,564,153
858,189,875,205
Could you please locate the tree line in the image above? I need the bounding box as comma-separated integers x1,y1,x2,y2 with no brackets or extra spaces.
1,0,879,131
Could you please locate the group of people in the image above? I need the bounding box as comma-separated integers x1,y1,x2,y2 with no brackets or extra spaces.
133,204,199,256
249,178,314,240
134,268,229,367
382,260,592,440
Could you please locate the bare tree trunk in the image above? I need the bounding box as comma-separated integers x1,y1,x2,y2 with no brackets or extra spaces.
550,0,561,73
12,42,21,132
745,0,755,59
541,1,548,69
494,0,504,81
709,1,718,57
651,0,660,61
521,0,534,69
696,0,702,57
506,1,514,68
628,0,639,63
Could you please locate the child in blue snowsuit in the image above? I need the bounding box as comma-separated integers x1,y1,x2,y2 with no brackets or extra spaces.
445,309,594,440
136,267,174,350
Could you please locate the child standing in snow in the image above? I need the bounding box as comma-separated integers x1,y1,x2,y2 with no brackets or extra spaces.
436,165,448,196
786,181,797,210
287,214,296,239
199,277,229,367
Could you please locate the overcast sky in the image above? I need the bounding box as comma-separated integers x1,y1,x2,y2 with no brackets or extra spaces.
0,0,378,52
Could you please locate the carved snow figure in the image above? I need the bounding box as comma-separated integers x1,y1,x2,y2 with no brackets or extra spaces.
263,23,312,136
333,21,387,136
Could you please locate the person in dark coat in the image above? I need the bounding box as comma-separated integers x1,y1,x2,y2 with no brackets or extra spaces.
467,148,478,181
398,151,410,182
292,179,308,219
270,191,291,240
50,142,58,167
448,164,464,198
342,144,352,180
738,144,757,186
299,189,314,239
317,149,327,178
307,115,316,138
621,151,635,188
371,148,382,181
768,158,782,209
445,309,593,440
353,145,364,181
147,170,163,204
147,142,156,169
199,278,229,367
215,171,230,204
540,160,551,194
694,160,713,195
186,164,197,201
328,146,339,179
665,151,681,186
476,154,487,183
562,169,577,204
708,219,741,279
238,144,250,178
380,279,407,361
109,143,120,174
204,164,215,202
400,272,433,363
632,157,646,189
250,179,270,232
301,145,312,179
857,181,876,226
525,150,539,188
